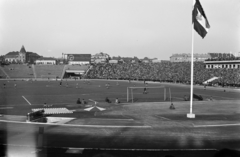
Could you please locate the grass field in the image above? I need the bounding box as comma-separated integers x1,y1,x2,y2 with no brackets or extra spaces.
1,79,239,106
0,79,240,156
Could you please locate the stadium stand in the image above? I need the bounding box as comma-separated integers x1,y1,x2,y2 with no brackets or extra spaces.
1,62,239,87
2,64,34,78
86,62,240,87
63,65,90,78
34,65,64,78
31,64,37,78
0,66,9,78
61,65,67,79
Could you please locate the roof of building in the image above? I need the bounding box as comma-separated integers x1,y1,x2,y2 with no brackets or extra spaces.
26,52,41,57
208,53,234,58
5,52,19,56
141,57,152,61
67,54,91,61
36,57,56,61
111,56,121,60
20,45,26,53
5,52,19,58
5,55,19,59
170,53,210,58
92,52,109,57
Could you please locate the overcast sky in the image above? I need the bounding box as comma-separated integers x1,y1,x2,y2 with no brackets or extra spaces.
0,0,239,60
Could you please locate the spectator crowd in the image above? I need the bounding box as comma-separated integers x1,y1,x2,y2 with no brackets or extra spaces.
85,62,240,87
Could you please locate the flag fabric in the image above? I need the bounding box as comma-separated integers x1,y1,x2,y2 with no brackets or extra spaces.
192,0,210,38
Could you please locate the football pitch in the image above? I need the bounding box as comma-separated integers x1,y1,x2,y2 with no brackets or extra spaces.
0,79,239,106
0,79,240,156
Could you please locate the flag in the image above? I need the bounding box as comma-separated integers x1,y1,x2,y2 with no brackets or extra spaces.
192,0,210,38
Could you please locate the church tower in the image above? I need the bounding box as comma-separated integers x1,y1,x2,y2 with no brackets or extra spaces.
19,45,26,63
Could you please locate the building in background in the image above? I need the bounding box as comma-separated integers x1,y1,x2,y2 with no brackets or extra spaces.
4,52,19,63
35,57,56,65
204,53,240,69
208,53,235,59
18,45,26,63
4,46,41,64
140,57,152,63
4,45,27,63
67,54,91,65
170,53,210,62
204,60,240,69
91,52,110,64
26,52,42,64
152,59,161,63
111,56,140,63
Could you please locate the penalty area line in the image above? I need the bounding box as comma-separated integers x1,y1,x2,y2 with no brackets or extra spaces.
193,123,240,127
22,96,32,105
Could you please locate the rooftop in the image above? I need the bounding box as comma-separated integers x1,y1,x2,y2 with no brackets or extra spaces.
20,45,26,53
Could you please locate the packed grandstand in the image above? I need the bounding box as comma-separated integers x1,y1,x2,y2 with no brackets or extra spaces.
0,61,239,87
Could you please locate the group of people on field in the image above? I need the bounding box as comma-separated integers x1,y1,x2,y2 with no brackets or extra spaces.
76,98,87,105
76,97,120,106
105,97,120,104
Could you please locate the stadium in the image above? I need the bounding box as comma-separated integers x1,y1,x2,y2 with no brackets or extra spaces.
1,1,240,157
0,59,240,157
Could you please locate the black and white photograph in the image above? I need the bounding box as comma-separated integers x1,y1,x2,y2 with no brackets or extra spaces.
0,0,240,156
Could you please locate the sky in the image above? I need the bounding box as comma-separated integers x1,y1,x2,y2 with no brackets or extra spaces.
0,0,239,60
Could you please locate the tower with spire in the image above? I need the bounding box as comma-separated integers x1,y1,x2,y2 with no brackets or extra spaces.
19,45,26,63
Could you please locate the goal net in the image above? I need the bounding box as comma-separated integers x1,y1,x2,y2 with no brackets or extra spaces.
127,86,167,103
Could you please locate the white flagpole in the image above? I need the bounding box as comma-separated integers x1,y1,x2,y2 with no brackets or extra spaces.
187,0,196,118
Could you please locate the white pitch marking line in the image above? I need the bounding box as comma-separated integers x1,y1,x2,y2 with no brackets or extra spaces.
0,107,14,109
22,96,32,105
0,119,152,128
193,123,240,127
158,116,171,120
89,99,98,104
200,94,237,100
88,118,134,121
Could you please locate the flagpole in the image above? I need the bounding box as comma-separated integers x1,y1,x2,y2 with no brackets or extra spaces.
187,0,195,118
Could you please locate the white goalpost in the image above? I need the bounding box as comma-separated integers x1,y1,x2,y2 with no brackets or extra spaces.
127,86,167,103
